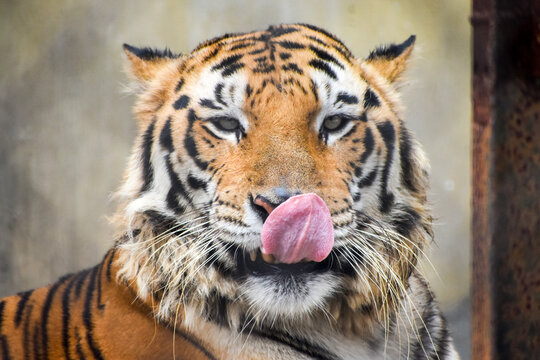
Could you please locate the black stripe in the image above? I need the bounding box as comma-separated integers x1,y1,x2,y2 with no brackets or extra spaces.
32,324,41,359
391,205,420,238
106,248,117,282
340,121,358,140
187,173,208,191
82,266,105,360
174,78,185,92
221,62,245,77
215,83,227,105
308,59,337,79
164,155,192,213
358,167,377,188
210,257,235,278
211,54,243,71
360,127,374,163
376,121,396,213
159,117,174,152
359,112,368,122
22,304,32,360
413,297,437,359
41,277,69,360
331,44,353,63
199,32,247,53
203,290,229,326
202,137,215,148
170,328,217,360
61,277,78,360
122,44,178,60
281,63,303,74
143,211,183,237
279,52,291,60
15,290,33,327
248,48,265,55
253,64,275,74
199,99,223,110
195,32,241,52
434,315,451,358
184,109,209,171
350,161,362,178
268,25,299,37
165,173,187,214
74,269,91,300
297,23,350,52
96,262,105,310
299,24,353,62
140,120,156,193
200,124,222,140
309,45,344,69
335,91,358,105
367,35,416,61
306,35,327,47
399,127,418,192
0,301,11,360
202,46,221,63
0,301,4,332
230,42,254,51
310,79,319,101
249,327,337,360
277,40,305,49
0,334,10,360
363,89,380,108
173,95,190,110
254,55,268,63
75,328,87,360
244,84,252,98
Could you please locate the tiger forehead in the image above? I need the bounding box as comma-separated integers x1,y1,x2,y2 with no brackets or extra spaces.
192,24,354,77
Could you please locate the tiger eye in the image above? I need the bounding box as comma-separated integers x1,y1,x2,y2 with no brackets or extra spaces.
323,115,343,131
218,117,240,131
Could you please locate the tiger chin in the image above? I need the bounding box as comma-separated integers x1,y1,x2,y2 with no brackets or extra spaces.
0,24,459,359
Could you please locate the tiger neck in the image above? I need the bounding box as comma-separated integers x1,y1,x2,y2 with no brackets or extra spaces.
112,239,383,337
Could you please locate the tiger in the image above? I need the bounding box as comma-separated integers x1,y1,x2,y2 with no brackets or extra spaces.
0,24,459,359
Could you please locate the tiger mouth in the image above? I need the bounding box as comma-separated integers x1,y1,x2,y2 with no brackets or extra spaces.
239,248,332,276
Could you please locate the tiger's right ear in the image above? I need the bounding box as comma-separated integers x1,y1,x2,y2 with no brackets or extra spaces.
365,35,415,83
123,44,180,83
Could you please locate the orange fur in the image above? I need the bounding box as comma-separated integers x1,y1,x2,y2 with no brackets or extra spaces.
0,25,458,360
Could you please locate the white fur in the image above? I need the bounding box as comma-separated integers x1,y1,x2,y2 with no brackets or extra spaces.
242,272,340,318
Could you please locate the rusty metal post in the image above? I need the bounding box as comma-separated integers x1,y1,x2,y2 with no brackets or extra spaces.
472,0,540,359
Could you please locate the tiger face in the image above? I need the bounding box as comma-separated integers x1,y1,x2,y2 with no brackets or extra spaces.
117,24,431,329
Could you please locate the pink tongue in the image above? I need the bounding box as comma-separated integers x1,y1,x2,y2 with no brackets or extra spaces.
261,193,334,264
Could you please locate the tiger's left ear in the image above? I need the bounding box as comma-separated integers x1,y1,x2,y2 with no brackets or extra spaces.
365,35,415,83
123,44,180,83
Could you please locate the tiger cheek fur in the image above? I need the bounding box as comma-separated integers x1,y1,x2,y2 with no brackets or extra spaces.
0,24,459,360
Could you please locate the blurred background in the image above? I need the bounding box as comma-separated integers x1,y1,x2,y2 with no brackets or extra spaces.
0,0,471,358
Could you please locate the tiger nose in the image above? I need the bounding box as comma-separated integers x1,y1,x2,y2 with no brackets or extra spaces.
253,196,277,215
250,187,297,223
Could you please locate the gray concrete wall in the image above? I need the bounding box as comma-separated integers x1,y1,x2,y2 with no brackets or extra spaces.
0,1,470,358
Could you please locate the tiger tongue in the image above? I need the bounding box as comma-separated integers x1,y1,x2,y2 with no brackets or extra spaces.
260,193,334,264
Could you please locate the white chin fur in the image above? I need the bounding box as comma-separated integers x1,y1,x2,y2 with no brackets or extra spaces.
241,272,340,318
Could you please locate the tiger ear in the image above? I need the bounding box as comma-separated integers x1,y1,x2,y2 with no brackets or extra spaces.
123,44,180,82
365,35,415,83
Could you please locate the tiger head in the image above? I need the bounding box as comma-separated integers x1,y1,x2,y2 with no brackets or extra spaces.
115,24,431,332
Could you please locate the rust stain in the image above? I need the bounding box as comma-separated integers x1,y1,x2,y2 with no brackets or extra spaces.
472,0,540,359
471,0,540,359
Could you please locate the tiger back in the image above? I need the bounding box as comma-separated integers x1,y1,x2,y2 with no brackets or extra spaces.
0,24,459,359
